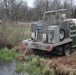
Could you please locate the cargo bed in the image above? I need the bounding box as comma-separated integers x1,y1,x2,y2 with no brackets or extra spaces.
32,38,72,51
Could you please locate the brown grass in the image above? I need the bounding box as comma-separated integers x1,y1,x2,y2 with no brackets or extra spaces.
0,23,31,48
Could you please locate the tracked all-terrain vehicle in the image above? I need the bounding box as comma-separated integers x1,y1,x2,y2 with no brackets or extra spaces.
23,9,76,56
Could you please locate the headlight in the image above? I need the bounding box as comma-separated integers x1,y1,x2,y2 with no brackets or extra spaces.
42,34,46,41
31,33,35,39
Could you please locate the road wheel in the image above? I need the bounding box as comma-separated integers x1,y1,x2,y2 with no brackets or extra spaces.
60,29,65,41
62,44,71,56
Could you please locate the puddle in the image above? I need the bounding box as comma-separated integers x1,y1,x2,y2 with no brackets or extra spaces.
0,62,29,75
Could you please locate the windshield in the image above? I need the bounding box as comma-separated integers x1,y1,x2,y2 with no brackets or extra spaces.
43,12,56,24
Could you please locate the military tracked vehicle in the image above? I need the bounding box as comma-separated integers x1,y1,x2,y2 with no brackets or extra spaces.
23,9,76,56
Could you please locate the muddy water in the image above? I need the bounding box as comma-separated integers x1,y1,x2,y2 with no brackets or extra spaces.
0,62,29,75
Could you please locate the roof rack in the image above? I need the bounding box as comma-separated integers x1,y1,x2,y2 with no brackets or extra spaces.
44,9,67,14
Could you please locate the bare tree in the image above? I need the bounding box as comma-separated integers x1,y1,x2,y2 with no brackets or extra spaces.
0,0,76,22
0,0,28,22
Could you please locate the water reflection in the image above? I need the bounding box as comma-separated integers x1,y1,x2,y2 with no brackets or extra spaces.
0,62,29,75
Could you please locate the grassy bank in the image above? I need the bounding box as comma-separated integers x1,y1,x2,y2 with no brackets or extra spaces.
25,55,52,75
15,53,76,75
1,48,76,75
15,55,52,75
0,48,18,62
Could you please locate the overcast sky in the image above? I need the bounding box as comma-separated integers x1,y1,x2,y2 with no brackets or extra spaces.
24,0,35,7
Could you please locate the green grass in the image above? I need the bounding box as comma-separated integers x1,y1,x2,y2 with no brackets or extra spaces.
24,27,31,39
24,55,54,75
0,48,18,63
15,55,52,74
15,61,26,73
24,27,31,32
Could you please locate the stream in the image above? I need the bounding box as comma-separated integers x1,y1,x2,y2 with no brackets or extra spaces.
0,62,29,75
